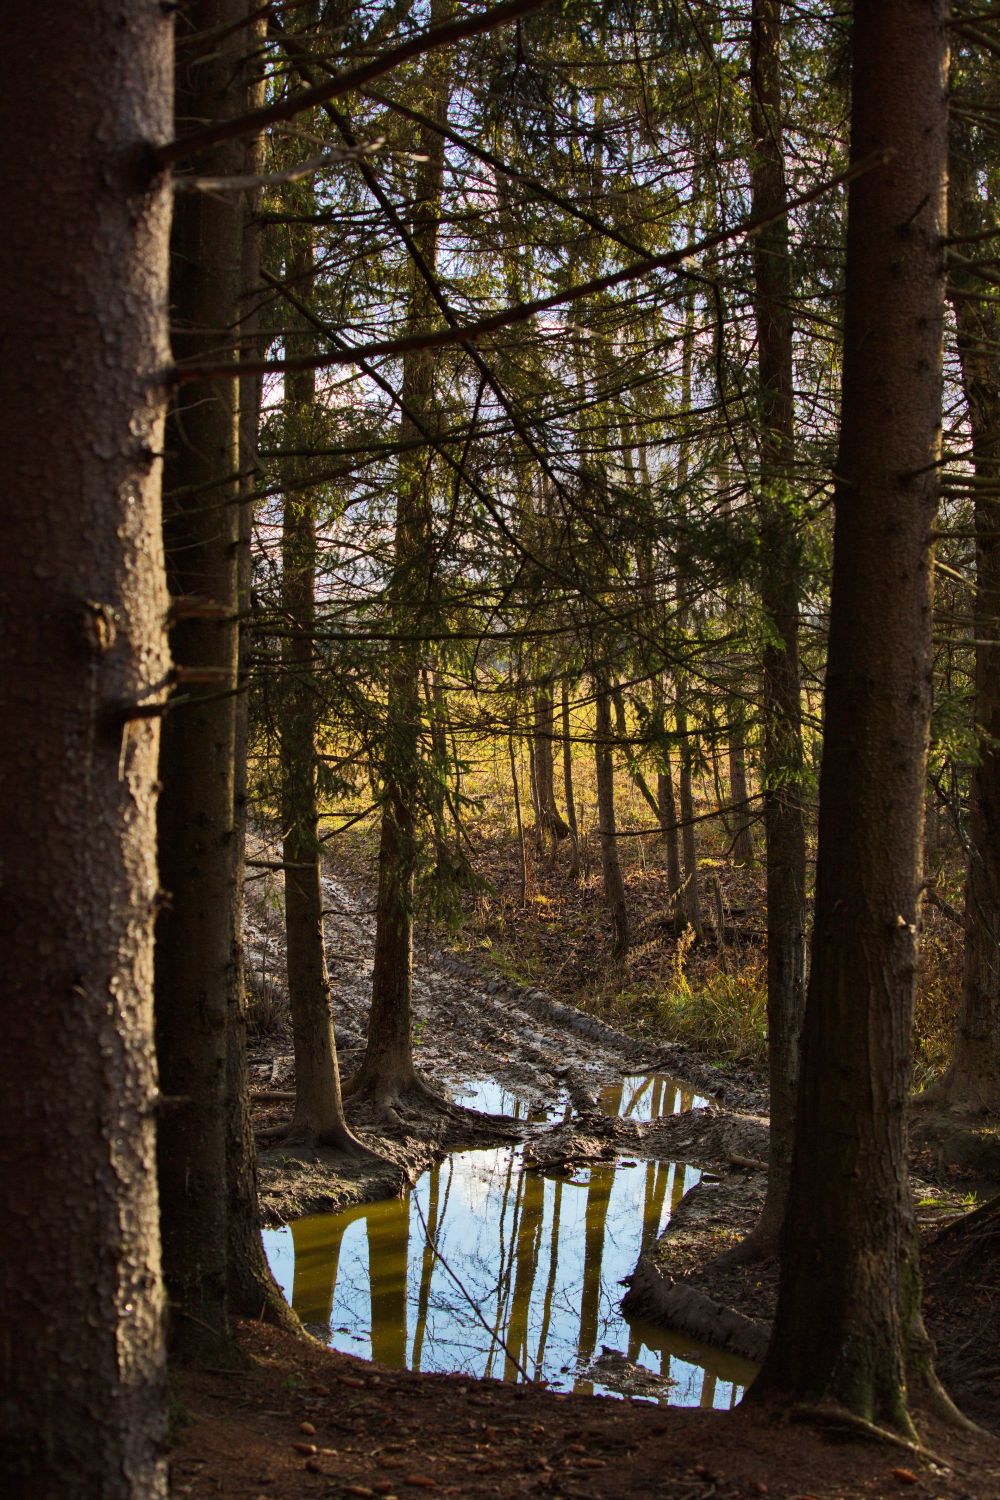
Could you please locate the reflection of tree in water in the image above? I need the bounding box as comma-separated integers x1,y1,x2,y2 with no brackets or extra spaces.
534,1178,562,1375
410,1163,440,1371
291,1214,344,1332
367,1194,409,1368
274,1148,748,1409
575,1167,613,1394
504,1169,545,1381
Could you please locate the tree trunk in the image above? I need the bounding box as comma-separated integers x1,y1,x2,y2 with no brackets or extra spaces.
727,699,754,865
933,101,1000,1113
423,663,452,875
155,0,247,1367
595,678,629,959
561,679,581,876
533,680,570,854
675,683,703,937
654,678,684,908
226,41,300,1325
509,730,529,905
0,3,172,1491
725,0,808,1262
352,0,452,1111
751,0,957,1433
278,206,360,1151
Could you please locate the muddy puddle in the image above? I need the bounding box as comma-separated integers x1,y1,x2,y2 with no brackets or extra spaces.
448,1071,707,1125
598,1073,708,1121
263,1135,754,1407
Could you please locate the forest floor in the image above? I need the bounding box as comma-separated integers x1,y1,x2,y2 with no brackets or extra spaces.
172,837,1000,1498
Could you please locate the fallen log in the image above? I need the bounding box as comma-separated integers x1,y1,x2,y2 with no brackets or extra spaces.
620,1256,769,1365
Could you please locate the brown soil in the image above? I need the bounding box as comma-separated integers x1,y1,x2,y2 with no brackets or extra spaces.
171,1320,1000,1500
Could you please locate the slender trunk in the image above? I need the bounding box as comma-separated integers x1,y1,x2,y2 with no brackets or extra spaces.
227,42,299,1324
527,726,543,850
353,0,452,1109
509,731,529,906
727,0,808,1260
727,699,754,864
533,680,570,854
279,205,359,1150
423,664,451,873
654,677,684,906
752,0,956,1431
0,5,171,1490
675,683,703,937
934,109,1000,1113
561,679,581,875
155,0,247,1366
595,678,629,959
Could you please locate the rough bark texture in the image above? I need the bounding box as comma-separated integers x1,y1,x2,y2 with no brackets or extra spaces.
0,3,172,1492
595,679,630,959
730,0,808,1259
935,106,1000,1113
352,0,451,1109
155,0,247,1364
751,0,952,1432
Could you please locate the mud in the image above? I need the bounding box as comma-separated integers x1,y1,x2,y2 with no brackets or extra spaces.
245,859,766,1224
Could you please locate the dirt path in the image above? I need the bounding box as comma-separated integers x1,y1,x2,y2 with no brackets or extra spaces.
246,864,770,1222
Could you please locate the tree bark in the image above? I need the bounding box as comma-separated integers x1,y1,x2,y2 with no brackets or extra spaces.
155,0,247,1366
0,3,172,1491
751,0,956,1433
933,99,1000,1113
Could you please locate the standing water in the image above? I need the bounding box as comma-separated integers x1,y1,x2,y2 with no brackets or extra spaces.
263,1138,754,1406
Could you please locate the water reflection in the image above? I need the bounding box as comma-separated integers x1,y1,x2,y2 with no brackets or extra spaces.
450,1076,568,1121
452,1071,707,1123
264,1148,754,1407
598,1073,709,1120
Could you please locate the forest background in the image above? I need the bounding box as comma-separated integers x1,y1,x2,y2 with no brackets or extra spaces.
3,0,1000,1496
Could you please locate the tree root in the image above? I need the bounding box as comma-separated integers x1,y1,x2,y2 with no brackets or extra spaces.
788,1403,950,1466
